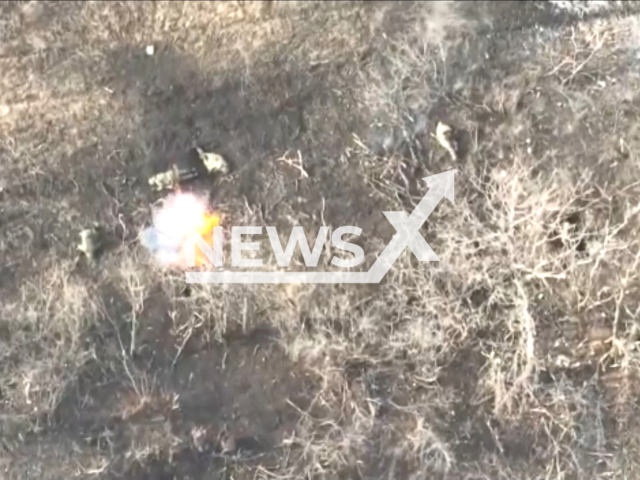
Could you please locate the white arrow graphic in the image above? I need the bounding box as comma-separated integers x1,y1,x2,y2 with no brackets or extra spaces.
186,169,456,284
363,169,455,283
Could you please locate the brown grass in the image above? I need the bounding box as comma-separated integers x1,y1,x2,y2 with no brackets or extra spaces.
2,1,640,479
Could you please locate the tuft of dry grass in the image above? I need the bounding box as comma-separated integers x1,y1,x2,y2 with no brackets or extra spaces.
0,258,100,423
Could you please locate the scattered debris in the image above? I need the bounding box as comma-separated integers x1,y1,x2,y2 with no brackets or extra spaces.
77,225,103,263
197,147,230,175
145,45,155,56
435,122,458,161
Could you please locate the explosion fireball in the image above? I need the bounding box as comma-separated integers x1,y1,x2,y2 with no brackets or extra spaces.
140,192,220,267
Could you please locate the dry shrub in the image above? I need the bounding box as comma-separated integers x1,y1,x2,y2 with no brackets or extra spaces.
0,259,99,421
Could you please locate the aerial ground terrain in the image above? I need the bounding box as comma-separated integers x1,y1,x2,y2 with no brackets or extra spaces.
2,1,640,479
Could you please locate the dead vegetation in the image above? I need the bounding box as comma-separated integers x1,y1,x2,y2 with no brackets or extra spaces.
2,1,640,479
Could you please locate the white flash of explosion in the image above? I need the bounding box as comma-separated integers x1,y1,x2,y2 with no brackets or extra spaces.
140,192,211,266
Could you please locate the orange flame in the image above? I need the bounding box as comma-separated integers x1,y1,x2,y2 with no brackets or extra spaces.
148,191,220,268
189,211,220,267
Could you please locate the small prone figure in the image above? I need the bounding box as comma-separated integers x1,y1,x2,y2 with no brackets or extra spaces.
148,148,230,192
77,224,103,263
197,147,230,176
148,164,200,192
435,122,458,161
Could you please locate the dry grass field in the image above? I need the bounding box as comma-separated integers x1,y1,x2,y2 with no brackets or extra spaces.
2,1,640,479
